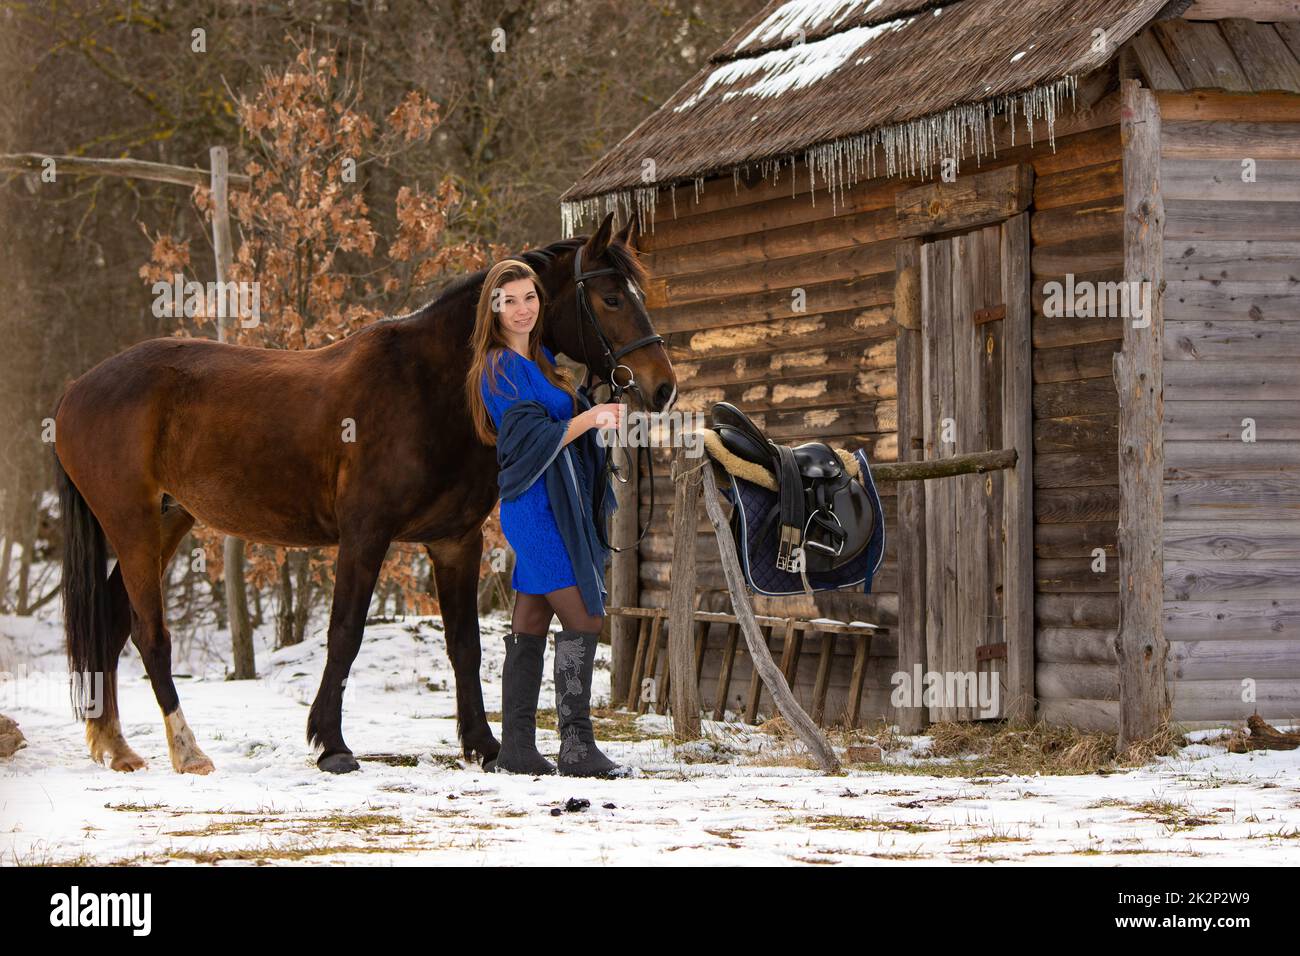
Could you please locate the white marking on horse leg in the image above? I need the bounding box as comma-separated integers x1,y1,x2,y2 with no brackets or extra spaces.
86,717,148,772
164,706,214,775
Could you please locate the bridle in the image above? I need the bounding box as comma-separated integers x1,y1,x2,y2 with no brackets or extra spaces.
571,245,663,553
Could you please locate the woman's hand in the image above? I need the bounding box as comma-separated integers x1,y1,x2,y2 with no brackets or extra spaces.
587,402,625,432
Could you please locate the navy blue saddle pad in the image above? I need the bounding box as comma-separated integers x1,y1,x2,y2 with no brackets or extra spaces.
719,448,886,597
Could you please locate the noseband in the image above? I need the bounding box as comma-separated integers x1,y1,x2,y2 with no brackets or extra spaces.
572,246,662,553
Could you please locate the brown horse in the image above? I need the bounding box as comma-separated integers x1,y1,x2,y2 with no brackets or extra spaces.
53,212,675,774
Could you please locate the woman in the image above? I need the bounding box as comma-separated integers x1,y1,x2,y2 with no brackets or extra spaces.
465,258,626,778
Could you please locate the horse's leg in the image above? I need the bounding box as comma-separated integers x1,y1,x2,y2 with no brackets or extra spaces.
88,504,195,772
307,528,392,773
99,497,213,775
427,528,500,766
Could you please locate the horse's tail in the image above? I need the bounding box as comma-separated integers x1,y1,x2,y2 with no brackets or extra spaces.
54,442,114,723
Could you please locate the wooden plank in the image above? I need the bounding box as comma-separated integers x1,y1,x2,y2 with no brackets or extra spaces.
713,621,740,719
810,632,836,725
1156,90,1300,119
1183,1,1300,21
1125,29,1185,91
896,164,1034,238
1164,199,1300,241
1166,320,1300,361
1035,522,1118,559
637,613,665,715
1036,628,1119,665
1168,639,1300,680
894,237,928,734
1281,22,1300,61
1033,341,1123,384
1036,558,1119,593
1163,239,1300,280
1166,478,1300,520
1034,378,1120,418
983,222,1008,719
1031,197,1124,246
1033,160,1124,211
1162,121,1300,160
1152,19,1252,92
1164,599,1300,639
744,625,772,723
1218,20,1300,92
1166,440,1300,479
1034,451,1118,488
666,448,702,737
1034,414,1119,453
1164,399,1300,439
1166,361,1300,401
1114,79,1170,744
1035,486,1120,524
1161,159,1300,202
1036,593,1120,628
1164,519,1300,559
610,444,640,702
953,228,983,722
1167,560,1300,600
846,636,870,729
626,616,651,711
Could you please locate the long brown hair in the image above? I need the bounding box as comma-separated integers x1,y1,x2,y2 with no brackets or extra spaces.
466,258,578,446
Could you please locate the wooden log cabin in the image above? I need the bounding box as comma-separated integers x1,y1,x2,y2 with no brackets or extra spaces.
558,0,1300,738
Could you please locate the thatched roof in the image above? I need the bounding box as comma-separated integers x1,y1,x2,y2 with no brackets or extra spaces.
560,0,1177,235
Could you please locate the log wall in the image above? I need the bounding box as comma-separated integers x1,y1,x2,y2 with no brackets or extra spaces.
632,111,1131,727
1158,89,1300,729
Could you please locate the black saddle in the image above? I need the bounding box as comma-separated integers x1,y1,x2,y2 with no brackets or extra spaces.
710,402,875,575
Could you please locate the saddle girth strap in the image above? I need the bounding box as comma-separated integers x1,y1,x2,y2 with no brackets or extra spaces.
774,442,803,571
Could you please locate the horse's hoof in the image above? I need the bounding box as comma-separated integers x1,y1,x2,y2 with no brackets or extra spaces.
110,751,148,772
318,751,361,774
178,755,215,775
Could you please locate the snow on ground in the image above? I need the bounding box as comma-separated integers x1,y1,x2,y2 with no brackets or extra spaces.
2,607,1299,866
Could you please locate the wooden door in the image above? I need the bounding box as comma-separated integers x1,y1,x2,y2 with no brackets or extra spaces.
920,221,1028,721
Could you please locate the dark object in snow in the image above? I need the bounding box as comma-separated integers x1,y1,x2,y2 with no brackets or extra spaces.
0,715,26,759
564,797,591,812
603,802,616,809
1228,715,1300,753
550,808,563,817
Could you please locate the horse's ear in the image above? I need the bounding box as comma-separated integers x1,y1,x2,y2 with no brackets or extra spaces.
584,211,615,258
615,213,638,250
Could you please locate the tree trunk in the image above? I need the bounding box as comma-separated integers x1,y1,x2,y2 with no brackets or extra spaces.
0,535,11,612
292,549,313,644
276,550,294,650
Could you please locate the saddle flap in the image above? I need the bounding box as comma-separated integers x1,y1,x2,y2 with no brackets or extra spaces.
710,401,775,468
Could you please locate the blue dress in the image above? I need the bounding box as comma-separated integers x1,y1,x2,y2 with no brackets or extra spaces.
481,345,580,595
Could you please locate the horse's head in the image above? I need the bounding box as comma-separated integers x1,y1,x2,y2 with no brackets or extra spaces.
558,211,676,413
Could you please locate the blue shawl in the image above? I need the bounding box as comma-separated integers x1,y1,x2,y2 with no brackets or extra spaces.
496,385,617,618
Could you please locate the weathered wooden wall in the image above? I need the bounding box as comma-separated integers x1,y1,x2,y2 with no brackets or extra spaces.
1159,89,1300,728
631,94,1129,726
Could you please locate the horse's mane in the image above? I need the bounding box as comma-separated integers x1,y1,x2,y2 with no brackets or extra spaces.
382,234,648,325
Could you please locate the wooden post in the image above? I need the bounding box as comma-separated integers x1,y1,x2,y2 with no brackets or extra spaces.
211,145,255,680
894,237,928,734
700,464,840,772
1001,212,1034,723
665,450,703,739
1115,79,1170,745
609,445,640,703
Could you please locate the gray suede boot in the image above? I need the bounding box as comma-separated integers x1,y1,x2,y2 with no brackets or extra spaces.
486,632,556,775
553,629,623,778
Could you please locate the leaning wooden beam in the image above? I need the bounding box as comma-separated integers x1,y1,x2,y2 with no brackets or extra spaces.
666,449,703,740
0,152,251,191
1115,78,1170,747
700,463,841,773
869,448,1017,482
